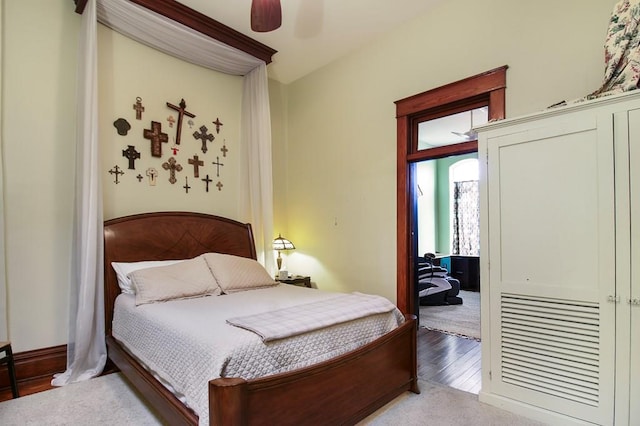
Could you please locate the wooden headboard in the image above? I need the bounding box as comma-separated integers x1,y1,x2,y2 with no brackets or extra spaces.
103,211,256,334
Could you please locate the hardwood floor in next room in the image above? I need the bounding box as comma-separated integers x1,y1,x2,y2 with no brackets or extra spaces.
417,328,482,394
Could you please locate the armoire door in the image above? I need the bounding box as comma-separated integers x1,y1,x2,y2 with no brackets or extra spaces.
485,110,616,424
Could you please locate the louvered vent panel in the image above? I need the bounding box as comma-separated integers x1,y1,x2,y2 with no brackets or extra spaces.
500,294,600,406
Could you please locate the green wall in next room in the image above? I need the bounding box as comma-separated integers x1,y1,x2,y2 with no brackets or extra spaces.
435,152,478,254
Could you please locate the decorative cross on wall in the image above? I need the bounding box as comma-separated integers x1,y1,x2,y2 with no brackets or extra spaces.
202,174,212,192
133,97,144,120
143,121,169,158
146,167,158,186
183,177,191,194
193,125,214,154
212,156,224,177
167,115,175,127
188,154,204,178
109,165,124,184
162,157,183,184
166,98,195,145
220,141,228,158
212,117,223,133
122,145,141,170
136,174,143,182
216,181,223,191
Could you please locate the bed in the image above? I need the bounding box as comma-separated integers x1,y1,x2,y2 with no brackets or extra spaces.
104,211,419,425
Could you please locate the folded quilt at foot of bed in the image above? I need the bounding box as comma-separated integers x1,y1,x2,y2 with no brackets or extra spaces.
226,292,399,342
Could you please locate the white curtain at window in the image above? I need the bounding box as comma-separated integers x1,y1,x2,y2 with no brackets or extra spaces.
54,0,275,385
52,0,106,386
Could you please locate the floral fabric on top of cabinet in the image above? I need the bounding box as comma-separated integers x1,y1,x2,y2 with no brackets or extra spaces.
589,0,640,99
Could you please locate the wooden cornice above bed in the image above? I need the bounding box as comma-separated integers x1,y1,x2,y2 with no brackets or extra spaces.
74,0,277,65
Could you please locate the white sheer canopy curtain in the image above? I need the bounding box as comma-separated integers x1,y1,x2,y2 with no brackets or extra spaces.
54,0,275,385
52,0,106,386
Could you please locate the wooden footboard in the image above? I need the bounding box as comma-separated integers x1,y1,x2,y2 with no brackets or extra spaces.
209,314,419,425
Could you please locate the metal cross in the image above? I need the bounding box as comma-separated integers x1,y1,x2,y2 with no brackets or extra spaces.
166,98,195,145
136,174,143,182
202,174,212,192
188,154,204,178
143,121,169,158
183,177,191,194
212,117,223,133
212,156,224,177
108,165,124,184
133,97,144,120
216,181,223,191
193,125,215,154
162,157,183,184
122,145,141,170
220,141,228,157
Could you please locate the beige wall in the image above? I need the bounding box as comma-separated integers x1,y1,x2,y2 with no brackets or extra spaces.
2,0,244,352
273,0,616,302
3,0,79,352
98,26,243,220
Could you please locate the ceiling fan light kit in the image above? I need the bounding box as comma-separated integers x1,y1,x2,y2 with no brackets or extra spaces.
251,0,282,32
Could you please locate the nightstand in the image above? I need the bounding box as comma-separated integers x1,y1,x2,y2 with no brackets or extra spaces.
277,275,311,288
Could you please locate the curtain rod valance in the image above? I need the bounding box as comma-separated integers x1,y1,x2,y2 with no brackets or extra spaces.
75,0,277,66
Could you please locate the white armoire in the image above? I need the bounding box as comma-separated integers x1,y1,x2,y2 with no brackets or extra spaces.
478,91,640,425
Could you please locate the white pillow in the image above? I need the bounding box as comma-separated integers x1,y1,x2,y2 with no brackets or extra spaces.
129,256,221,305
202,253,278,294
112,260,184,294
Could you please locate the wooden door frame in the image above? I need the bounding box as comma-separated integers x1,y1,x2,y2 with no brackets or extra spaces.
395,66,507,314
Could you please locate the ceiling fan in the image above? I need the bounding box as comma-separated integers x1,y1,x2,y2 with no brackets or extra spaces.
251,0,282,32
451,110,478,140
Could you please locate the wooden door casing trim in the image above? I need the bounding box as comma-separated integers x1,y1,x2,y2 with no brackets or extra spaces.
394,66,507,314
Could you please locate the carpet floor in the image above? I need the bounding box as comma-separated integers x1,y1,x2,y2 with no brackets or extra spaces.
0,373,546,425
419,290,481,340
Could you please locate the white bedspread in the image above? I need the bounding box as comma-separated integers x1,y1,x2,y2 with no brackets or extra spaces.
112,284,404,425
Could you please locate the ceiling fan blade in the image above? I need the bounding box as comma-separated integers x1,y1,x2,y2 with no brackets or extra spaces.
251,0,282,32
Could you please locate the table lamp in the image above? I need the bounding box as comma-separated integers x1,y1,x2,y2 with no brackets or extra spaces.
273,234,295,270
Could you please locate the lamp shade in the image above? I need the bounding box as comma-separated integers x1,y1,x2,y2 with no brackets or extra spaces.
273,234,295,251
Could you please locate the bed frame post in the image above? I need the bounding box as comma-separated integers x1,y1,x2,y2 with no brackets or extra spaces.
209,377,249,425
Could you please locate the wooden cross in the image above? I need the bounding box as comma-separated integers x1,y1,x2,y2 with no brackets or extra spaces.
162,157,183,184
136,174,143,182
212,156,224,177
216,181,223,191
133,97,144,120
193,125,214,154
183,177,191,194
143,121,169,158
220,141,228,157
202,174,212,192
122,145,141,170
108,165,124,184
188,154,204,178
167,115,175,127
212,117,223,133
146,167,158,186
166,98,195,145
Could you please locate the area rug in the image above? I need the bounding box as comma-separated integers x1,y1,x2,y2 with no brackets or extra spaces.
0,373,544,426
419,290,481,340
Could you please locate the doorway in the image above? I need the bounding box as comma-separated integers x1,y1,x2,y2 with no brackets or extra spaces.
394,66,507,318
